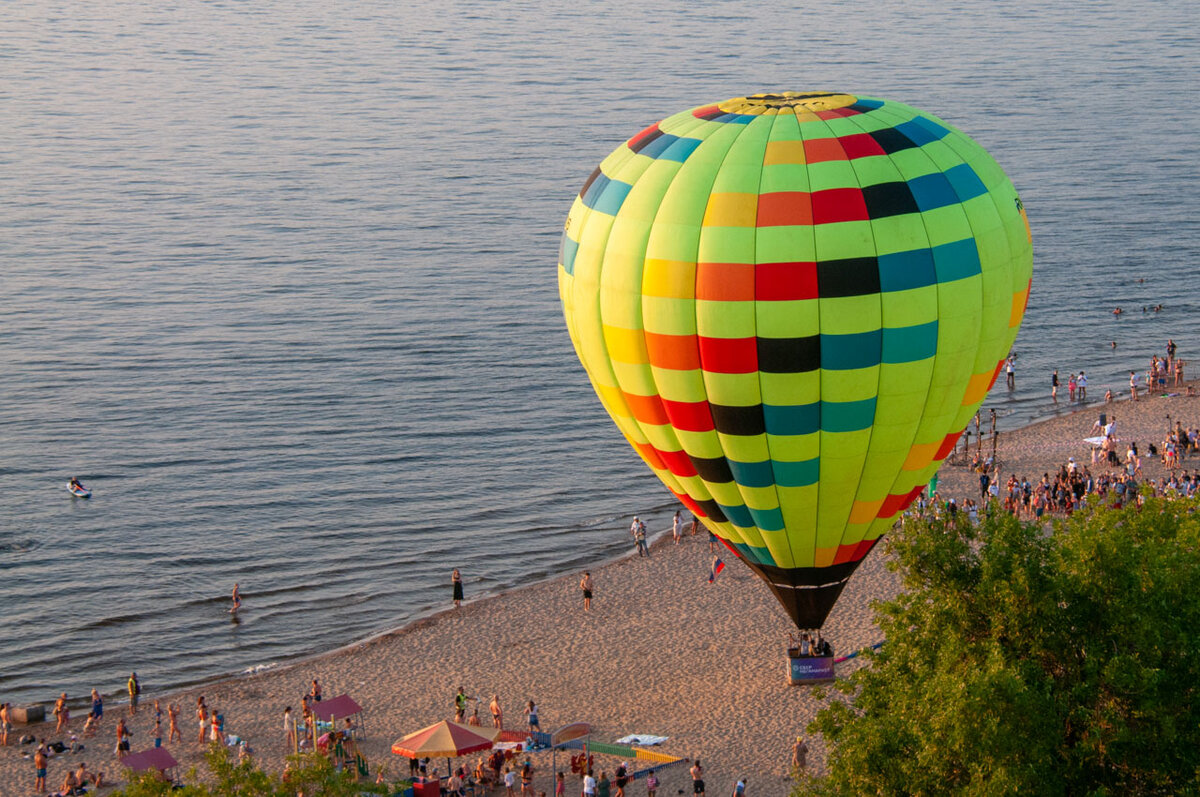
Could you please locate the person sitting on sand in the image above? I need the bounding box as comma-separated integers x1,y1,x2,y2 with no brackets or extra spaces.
309,678,322,702
468,706,482,726
75,761,103,789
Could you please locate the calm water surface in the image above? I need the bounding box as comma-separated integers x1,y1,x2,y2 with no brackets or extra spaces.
1,0,1197,705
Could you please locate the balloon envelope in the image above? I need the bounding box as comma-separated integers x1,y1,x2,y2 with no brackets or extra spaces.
558,92,1032,628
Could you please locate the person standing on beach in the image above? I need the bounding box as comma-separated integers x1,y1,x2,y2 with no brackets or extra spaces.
672,510,683,544
1051,369,1059,402
580,572,593,612
196,697,208,745
54,693,70,733
168,704,181,742
127,672,140,715
733,777,747,796
630,516,649,557
489,694,503,729
90,688,103,726
582,769,596,797
1130,371,1140,401
524,700,540,733
0,703,9,746
34,743,48,793
452,568,464,608
454,687,472,722
284,706,294,749
1078,371,1087,400
792,735,809,772
690,760,705,797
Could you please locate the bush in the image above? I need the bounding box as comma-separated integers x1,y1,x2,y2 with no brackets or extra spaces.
797,497,1200,796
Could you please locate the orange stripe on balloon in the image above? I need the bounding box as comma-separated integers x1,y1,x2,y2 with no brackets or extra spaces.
644,331,701,371
961,370,993,406
1009,282,1030,328
903,441,939,472
632,440,666,471
622,392,670,426
696,262,754,301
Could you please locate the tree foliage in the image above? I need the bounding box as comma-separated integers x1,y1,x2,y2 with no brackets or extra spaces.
112,744,395,796
798,496,1200,796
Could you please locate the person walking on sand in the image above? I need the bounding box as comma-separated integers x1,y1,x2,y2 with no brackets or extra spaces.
0,703,9,746
583,769,596,797
580,571,593,612
732,777,747,796
1130,371,1140,401
791,735,809,772
452,568,464,608
127,672,140,715
54,693,70,733
489,694,503,729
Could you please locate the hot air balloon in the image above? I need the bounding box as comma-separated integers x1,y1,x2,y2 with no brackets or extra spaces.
557,92,1032,630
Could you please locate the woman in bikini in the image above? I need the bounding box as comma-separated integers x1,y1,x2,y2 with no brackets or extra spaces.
54,693,70,733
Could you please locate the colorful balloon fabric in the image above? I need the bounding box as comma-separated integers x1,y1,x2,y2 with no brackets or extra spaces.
558,92,1032,629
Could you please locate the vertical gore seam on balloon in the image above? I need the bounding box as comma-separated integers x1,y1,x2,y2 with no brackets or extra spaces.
821,118,884,558
840,108,942,525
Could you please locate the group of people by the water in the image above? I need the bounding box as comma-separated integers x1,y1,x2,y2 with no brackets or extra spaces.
1048,340,1189,406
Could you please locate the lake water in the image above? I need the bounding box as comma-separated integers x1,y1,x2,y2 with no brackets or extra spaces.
1,0,1197,706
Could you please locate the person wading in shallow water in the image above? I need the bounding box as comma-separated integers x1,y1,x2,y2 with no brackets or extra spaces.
452,568,464,608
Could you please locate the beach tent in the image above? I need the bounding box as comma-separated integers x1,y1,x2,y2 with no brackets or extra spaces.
310,694,366,737
392,719,500,776
122,746,179,778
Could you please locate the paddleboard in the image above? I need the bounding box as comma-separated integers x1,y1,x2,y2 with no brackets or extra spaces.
67,483,91,498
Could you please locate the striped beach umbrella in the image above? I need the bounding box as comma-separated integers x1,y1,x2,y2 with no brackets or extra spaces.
558,91,1032,629
391,720,499,759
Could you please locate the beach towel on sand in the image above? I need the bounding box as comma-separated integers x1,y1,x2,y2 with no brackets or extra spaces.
615,734,669,746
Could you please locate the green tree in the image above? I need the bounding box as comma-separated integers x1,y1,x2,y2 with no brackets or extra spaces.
798,496,1200,796
112,744,395,796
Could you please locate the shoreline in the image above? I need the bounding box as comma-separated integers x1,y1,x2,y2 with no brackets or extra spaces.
3,381,1197,796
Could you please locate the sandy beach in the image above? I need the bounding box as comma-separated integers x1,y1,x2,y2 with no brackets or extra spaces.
3,382,1197,797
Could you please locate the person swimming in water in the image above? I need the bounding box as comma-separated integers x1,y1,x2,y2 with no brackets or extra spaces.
230,583,242,614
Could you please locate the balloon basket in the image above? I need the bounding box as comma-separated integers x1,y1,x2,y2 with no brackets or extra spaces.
788,650,836,685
